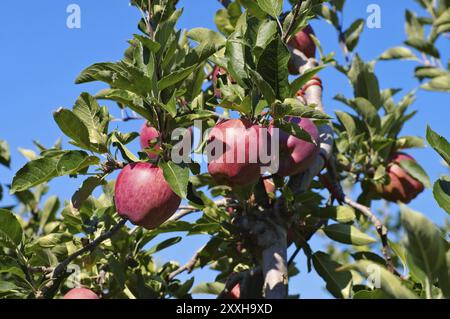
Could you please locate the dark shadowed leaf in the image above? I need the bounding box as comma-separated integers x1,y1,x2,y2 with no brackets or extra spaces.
433,177,450,215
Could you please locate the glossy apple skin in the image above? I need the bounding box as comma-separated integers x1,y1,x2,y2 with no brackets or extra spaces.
212,65,235,99
270,117,320,177
207,119,266,187
375,153,424,204
63,288,99,299
139,122,161,159
288,25,316,74
114,163,181,229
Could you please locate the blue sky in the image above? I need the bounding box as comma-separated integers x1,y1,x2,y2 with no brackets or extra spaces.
0,0,449,298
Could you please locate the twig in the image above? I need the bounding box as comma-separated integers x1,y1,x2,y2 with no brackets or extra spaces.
169,198,233,221
39,219,127,296
324,159,395,273
167,245,204,281
283,1,302,43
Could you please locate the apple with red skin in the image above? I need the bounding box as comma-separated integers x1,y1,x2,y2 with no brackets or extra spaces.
228,283,240,299
212,65,235,99
269,117,320,177
63,287,99,299
139,122,161,159
114,162,181,229
207,119,267,187
140,122,193,159
288,25,316,74
374,152,424,204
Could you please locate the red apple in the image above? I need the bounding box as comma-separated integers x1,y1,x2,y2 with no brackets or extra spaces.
212,65,235,99
63,287,99,299
229,283,240,299
288,25,316,74
269,117,320,177
207,119,267,187
375,153,424,203
139,122,160,159
114,162,181,229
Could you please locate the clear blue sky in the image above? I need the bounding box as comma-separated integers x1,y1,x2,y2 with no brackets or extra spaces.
0,0,448,298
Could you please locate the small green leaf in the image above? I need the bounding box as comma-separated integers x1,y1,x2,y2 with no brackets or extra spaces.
191,282,225,295
158,65,197,91
53,108,92,151
160,161,189,199
0,256,26,281
145,237,182,255
312,251,352,299
111,132,140,163
187,28,226,47
71,176,105,209
317,206,356,223
56,151,99,176
400,205,446,281
341,260,417,299
344,19,365,52
397,159,431,188
0,209,23,248
426,125,450,166
11,157,59,193
433,177,450,215
323,224,376,246
276,119,315,144
257,0,283,18
379,47,418,61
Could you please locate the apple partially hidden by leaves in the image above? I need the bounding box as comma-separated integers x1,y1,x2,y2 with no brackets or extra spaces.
270,117,320,177
114,162,181,229
288,25,316,74
375,153,424,204
207,119,268,187
63,287,99,299
140,122,161,159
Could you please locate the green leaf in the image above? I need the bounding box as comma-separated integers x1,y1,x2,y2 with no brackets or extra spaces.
95,89,152,120
348,55,381,109
282,98,331,120
414,66,448,80
0,256,26,281
323,224,376,246
397,159,431,188
191,282,225,295
187,28,226,47
312,251,352,299
335,111,357,139
353,289,392,299
145,236,182,255
0,209,23,248
421,74,450,92
289,65,326,95
405,38,440,58
341,260,417,298
255,20,277,53
110,132,140,163
344,19,364,52
352,98,381,134
437,250,450,298
158,65,197,91
433,177,450,215
276,119,314,144
11,157,59,193
133,34,161,53
379,47,418,61
247,69,276,105
257,37,290,100
0,140,10,168
160,161,189,199
56,151,99,176
71,176,105,209
257,0,283,18
53,108,92,151
400,205,446,281
395,136,425,149
317,206,356,223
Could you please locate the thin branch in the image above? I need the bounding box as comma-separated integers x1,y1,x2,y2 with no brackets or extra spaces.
283,1,302,43
38,219,127,297
167,245,204,281
324,159,395,273
169,198,233,221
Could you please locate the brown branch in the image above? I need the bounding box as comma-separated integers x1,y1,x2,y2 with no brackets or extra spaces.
325,159,395,273
38,218,127,297
167,245,204,281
